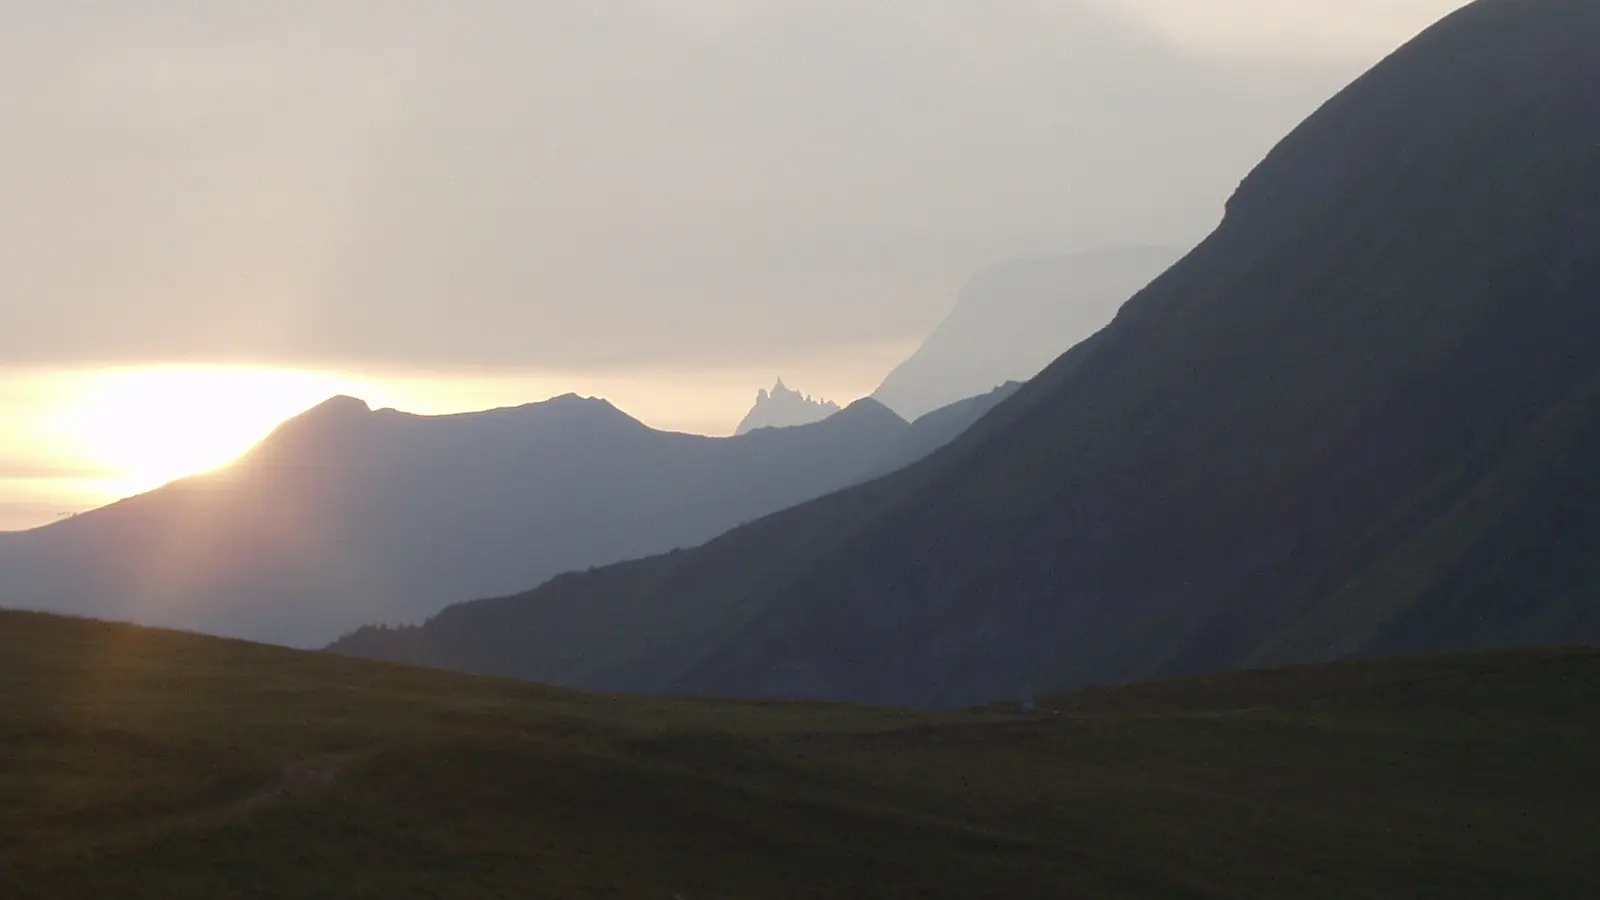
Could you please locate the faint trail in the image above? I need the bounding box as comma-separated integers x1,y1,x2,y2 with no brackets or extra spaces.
236,753,361,812
195,751,370,826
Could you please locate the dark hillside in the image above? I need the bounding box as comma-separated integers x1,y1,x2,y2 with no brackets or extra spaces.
677,0,1600,705
5,611,1598,898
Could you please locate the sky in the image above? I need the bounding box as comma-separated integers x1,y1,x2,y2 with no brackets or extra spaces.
0,0,1471,530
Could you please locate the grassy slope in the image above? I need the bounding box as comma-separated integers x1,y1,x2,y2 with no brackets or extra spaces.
7,611,1599,899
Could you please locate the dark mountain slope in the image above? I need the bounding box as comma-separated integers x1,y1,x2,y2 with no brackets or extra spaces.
336,0,1600,706
673,0,1600,705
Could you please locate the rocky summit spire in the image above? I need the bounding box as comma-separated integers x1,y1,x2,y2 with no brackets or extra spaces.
734,379,841,435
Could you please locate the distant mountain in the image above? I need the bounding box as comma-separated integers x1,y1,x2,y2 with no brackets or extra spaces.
735,379,841,434
873,248,1179,420
328,380,1022,678
0,387,1012,648
333,0,1600,706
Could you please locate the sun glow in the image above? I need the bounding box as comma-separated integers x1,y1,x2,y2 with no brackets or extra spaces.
44,367,373,498
0,342,911,531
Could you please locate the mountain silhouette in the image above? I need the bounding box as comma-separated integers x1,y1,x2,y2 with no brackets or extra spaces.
873,248,1179,420
857,382,1024,482
328,381,1021,680
734,379,842,435
0,388,1013,647
333,0,1600,706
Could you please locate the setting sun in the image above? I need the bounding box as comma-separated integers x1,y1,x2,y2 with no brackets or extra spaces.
43,367,368,498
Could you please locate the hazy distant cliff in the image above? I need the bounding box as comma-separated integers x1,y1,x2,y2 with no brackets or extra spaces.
873,248,1178,420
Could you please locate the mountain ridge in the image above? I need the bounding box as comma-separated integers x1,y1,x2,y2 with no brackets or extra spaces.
0,386,1009,647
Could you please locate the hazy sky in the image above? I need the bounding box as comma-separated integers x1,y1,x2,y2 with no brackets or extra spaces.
0,0,1471,529
0,0,1468,373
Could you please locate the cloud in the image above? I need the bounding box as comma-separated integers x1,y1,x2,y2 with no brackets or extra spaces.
0,1,1432,371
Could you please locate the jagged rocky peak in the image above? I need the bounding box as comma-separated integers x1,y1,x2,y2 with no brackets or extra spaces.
735,378,842,435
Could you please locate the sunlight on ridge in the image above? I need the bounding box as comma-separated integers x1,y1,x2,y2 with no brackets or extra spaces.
0,345,910,531
44,367,379,499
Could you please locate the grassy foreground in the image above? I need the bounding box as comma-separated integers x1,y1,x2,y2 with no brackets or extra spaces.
2,610,1596,899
